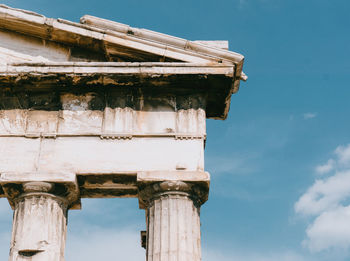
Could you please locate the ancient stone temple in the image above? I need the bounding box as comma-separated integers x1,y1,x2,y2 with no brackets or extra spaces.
0,5,246,261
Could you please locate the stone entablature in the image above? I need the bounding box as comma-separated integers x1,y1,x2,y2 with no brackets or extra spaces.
0,5,246,261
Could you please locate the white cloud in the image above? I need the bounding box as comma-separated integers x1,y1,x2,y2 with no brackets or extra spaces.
313,144,350,175
295,143,350,252
303,113,317,119
315,159,335,174
335,144,350,166
295,170,350,216
304,206,350,252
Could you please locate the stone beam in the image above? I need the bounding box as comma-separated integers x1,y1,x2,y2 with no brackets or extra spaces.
0,171,209,201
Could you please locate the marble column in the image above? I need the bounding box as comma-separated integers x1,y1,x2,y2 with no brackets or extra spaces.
9,182,68,261
139,181,207,261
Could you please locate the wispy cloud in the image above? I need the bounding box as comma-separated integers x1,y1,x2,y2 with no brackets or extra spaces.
303,113,317,120
206,153,258,175
295,143,350,253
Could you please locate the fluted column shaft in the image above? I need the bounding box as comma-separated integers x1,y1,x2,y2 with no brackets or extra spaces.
146,191,201,261
9,182,68,261
140,181,207,261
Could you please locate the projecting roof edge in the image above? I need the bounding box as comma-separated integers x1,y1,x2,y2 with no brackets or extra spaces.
0,5,246,77
0,5,247,119
80,15,244,64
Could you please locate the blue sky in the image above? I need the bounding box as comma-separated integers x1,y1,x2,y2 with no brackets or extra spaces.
1,0,350,260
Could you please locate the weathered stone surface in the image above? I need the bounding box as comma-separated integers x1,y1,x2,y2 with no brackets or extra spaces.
0,64,233,119
0,172,80,209
0,105,206,177
26,111,59,134
146,194,201,261
0,110,27,134
9,182,68,261
0,107,206,136
103,107,133,134
139,181,204,261
0,137,204,174
0,30,71,64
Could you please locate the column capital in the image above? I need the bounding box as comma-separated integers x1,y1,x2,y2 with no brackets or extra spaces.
0,172,80,209
138,180,208,209
137,171,210,209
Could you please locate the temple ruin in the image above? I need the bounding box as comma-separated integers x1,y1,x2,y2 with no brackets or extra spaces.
0,5,246,261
